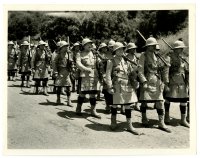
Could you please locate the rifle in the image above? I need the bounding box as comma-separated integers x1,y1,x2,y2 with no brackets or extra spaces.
136,30,170,67
162,38,189,65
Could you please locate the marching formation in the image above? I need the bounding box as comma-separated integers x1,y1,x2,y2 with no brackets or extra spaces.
8,32,190,135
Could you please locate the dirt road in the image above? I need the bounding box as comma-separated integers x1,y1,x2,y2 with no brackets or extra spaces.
7,78,189,149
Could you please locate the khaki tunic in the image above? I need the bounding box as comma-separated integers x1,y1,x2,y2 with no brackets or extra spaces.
18,49,32,74
165,54,189,101
137,52,169,102
8,49,18,71
106,57,138,105
76,51,100,94
53,52,72,87
32,48,51,80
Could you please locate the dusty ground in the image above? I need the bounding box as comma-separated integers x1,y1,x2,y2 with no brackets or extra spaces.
7,76,189,149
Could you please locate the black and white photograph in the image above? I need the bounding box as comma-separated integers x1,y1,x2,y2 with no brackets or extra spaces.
3,3,196,155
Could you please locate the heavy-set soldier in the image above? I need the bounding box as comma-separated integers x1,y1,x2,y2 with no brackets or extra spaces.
164,40,190,128
106,42,140,135
75,38,101,118
18,41,32,88
32,40,51,95
137,37,171,133
53,41,72,105
8,41,18,81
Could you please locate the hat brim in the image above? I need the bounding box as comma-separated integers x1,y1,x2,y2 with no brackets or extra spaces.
59,44,69,50
82,41,93,46
174,46,187,49
126,47,137,51
113,46,125,52
143,43,158,48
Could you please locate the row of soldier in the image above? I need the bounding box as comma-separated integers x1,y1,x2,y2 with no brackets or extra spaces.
7,36,189,135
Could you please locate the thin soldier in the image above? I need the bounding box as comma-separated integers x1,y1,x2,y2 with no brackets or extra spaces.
53,41,72,105
32,40,51,95
8,41,18,81
18,41,32,88
164,40,189,128
138,37,171,133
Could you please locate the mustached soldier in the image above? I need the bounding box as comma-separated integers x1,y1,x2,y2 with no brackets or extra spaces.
164,40,189,128
106,42,140,135
75,38,101,118
18,41,32,87
138,37,171,133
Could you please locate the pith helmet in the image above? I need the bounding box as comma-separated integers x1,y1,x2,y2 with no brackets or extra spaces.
8,41,14,45
59,41,69,49
126,42,137,51
145,37,158,47
113,42,125,52
108,39,115,47
21,41,29,46
173,40,187,49
38,40,46,46
82,38,93,46
98,43,107,50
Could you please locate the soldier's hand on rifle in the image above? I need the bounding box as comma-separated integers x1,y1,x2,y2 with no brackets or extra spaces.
108,88,114,94
143,81,148,89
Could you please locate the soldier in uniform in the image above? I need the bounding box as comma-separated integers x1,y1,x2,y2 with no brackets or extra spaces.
18,41,32,87
125,43,141,111
106,42,140,135
8,41,18,81
164,40,189,128
75,38,101,118
53,41,72,105
97,43,113,113
137,37,171,133
70,42,80,92
32,40,51,95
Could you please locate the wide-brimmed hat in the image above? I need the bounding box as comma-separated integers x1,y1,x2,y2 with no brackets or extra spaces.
59,41,69,50
8,41,14,45
20,41,29,46
82,38,93,46
38,40,47,46
144,37,159,47
108,39,115,47
173,40,187,49
98,43,107,50
113,42,125,52
126,42,137,52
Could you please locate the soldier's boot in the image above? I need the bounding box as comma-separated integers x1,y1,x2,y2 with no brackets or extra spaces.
125,109,140,135
35,86,39,94
56,87,61,104
26,80,31,88
76,96,84,116
90,98,101,119
110,115,117,131
110,107,117,130
141,106,148,127
120,105,125,115
105,105,111,114
61,87,66,95
164,101,170,125
157,109,171,133
21,81,24,87
21,75,25,87
43,87,49,96
67,96,72,106
180,105,190,128
164,112,170,125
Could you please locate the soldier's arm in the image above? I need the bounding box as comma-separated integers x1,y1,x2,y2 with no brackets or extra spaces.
76,53,91,72
137,53,147,83
105,60,113,89
161,56,170,84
